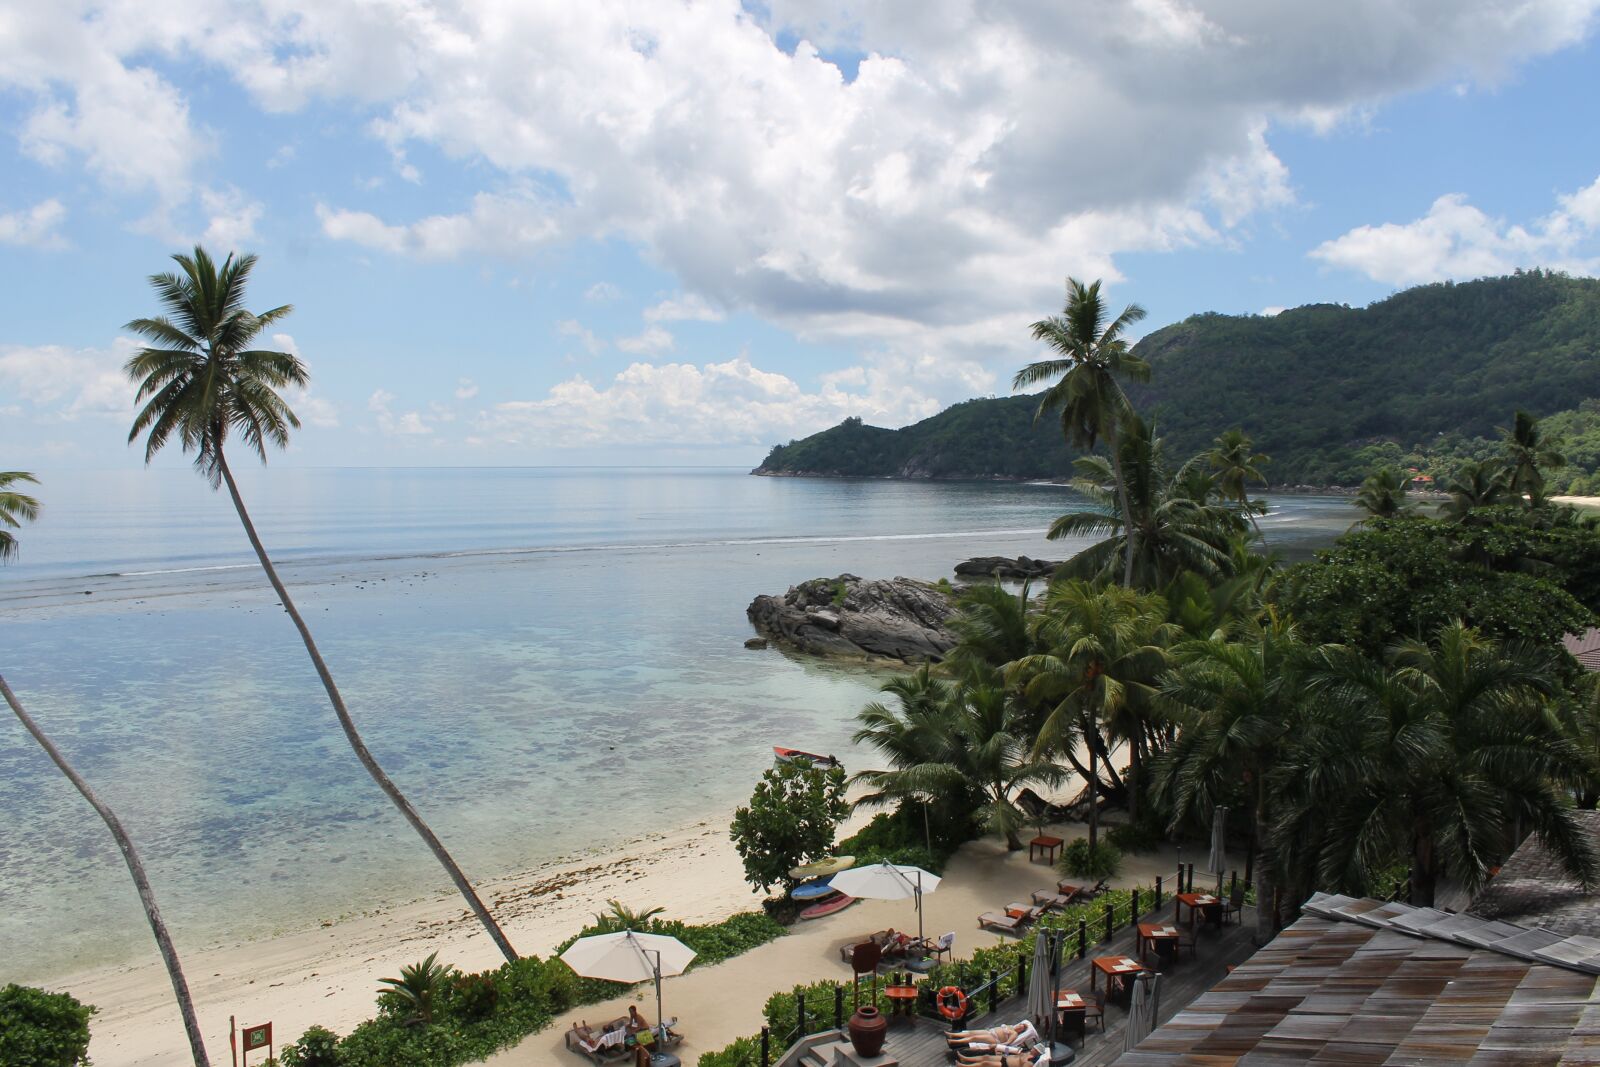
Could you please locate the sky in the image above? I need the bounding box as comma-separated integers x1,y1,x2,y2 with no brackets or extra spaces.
4,0,1600,470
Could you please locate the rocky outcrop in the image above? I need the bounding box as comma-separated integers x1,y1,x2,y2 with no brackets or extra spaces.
746,574,957,663
953,555,1060,579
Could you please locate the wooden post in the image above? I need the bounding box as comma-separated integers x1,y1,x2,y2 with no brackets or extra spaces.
761,1026,770,1067
988,970,998,1014
1104,901,1114,942
1132,887,1141,920
797,993,806,1037
1230,871,1238,896
1155,875,1162,910
835,985,844,1030
1078,919,1088,959
1018,952,1028,995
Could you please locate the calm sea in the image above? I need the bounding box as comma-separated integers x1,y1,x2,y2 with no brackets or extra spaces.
0,468,1353,979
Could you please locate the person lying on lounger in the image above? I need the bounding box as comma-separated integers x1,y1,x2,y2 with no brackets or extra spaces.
945,1020,1037,1047
955,1045,1047,1067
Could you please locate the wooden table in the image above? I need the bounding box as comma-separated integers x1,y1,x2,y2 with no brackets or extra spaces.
1137,922,1181,962
1054,988,1086,1038
1175,892,1222,929
1090,955,1145,993
883,985,919,1019
1029,835,1064,863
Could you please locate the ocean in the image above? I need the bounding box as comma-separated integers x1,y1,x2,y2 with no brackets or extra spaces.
0,467,1354,979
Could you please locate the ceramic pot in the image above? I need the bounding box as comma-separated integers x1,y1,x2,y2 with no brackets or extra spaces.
848,1005,887,1057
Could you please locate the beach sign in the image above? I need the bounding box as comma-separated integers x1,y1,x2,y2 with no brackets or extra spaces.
231,1017,272,1066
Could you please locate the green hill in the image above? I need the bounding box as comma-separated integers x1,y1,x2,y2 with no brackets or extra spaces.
755,271,1600,486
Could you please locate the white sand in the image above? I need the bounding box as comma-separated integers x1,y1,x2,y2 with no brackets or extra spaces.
1552,496,1600,510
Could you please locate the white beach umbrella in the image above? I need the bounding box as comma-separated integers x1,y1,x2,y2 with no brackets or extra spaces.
1026,930,1052,1028
828,863,942,941
561,930,695,1048
1207,806,1229,877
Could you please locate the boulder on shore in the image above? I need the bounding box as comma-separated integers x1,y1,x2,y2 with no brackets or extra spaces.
746,574,956,664
953,555,1060,579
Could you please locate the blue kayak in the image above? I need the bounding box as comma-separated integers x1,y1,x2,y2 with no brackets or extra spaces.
790,879,837,901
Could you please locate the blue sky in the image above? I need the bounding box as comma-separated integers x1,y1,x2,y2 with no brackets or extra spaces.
3,1,1600,470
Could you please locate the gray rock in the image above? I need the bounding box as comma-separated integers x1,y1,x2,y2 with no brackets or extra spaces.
746,574,957,664
744,637,769,650
954,555,1060,579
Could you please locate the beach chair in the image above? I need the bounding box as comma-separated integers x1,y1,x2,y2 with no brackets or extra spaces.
1005,902,1047,924
1223,888,1246,925
1084,989,1106,1032
1056,881,1084,902
1032,889,1073,910
566,1021,630,1064
978,910,1023,933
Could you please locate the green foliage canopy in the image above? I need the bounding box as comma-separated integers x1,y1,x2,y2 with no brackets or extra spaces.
729,761,851,892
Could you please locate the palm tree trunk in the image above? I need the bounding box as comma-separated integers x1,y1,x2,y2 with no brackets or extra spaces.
1127,737,1142,823
1252,784,1273,945
216,452,518,962
1410,821,1436,908
1106,419,1137,588
1,675,212,1067
1084,711,1099,853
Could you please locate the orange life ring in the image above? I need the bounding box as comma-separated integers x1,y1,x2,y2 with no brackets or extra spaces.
936,985,969,1022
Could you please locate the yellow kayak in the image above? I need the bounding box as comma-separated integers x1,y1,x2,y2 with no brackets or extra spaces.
790,855,855,880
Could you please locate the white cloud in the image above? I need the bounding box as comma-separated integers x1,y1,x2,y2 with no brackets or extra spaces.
645,294,725,323
616,325,675,355
0,339,136,420
1310,176,1600,286
0,199,67,248
199,187,263,250
316,190,558,259
556,319,605,356
476,355,946,448
368,388,434,435
455,377,479,400
585,281,622,302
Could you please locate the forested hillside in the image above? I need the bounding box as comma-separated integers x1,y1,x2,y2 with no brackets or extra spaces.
756,271,1600,486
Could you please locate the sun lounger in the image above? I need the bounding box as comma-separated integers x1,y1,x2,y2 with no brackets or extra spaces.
979,910,1023,933
1006,902,1047,924
566,1021,630,1064
1032,889,1073,910
838,928,911,963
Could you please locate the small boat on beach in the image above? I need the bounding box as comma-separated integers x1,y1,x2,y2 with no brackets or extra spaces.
790,855,855,880
773,746,841,769
790,878,839,901
798,893,856,920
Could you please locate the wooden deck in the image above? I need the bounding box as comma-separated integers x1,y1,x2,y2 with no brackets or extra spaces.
868,907,1261,1067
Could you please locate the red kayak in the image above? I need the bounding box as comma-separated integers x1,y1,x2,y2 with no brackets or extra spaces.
773,746,841,770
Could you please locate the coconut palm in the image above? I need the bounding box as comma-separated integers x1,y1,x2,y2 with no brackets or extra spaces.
1015,278,1149,587
1049,418,1245,590
1153,617,1310,941
0,479,212,1066
1009,581,1173,844
124,246,517,962
851,667,977,850
378,952,457,1026
1298,623,1597,906
593,900,666,931
1351,467,1414,523
1439,460,1510,522
1206,430,1270,544
0,470,39,561
952,682,1069,850
1501,410,1566,507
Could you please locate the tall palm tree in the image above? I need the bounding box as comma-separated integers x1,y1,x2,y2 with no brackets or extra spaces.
1015,278,1149,587
1009,581,1172,844
0,470,39,561
951,682,1068,850
0,478,211,1066
1439,460,1510,523
1302,624,1597,906
1049,418,1244,590
1153,618,1309,942
1351,467,1414,524
124,246,517,962
1205,430,1270,545
1501,410,1566,507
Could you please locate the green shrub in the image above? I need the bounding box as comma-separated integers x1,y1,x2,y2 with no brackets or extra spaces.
1105,819,1163,855
698,1034,765,1067
449,973,499,1022
0,985,95,1067
279,1024,342,1067
1060,838,1122,879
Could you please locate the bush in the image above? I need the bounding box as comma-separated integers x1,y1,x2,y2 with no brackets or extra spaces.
450,973,499,1022
279,1024,342,1067
1105,819,1163,855
1060,838,1122,880
0,984,95,1067
698,1034,765,1067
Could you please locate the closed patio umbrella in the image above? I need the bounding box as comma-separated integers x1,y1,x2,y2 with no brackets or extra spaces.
1124,972,1159,1052
560,930,695,1058
829,863,941,943
1026,930,1052,1028
1207,806,1229,876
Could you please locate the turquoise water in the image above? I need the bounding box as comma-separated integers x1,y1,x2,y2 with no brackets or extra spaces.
0,468,1352,979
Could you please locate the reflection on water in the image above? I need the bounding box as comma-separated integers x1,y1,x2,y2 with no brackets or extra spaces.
0,469,1353,979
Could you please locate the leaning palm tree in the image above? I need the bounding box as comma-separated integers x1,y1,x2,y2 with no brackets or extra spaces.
1351,467,1414,524
1501,410,1566,507
1205,430,1270,544
0,470,39,561
0,478,212,1066
1015,278,1148,587
124,246,517,962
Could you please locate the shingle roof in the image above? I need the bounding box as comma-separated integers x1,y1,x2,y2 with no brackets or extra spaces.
1111,893,1600,1066
1467,811,1600,938
1563,628,1600,671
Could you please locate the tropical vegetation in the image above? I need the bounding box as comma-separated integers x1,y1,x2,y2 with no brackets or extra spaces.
0,984,95,1067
